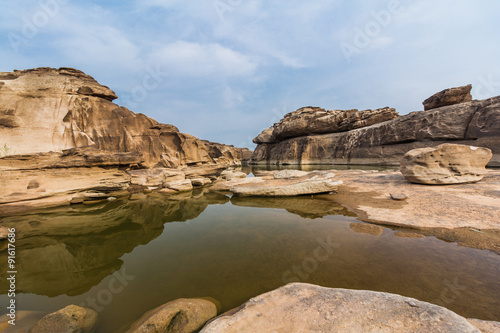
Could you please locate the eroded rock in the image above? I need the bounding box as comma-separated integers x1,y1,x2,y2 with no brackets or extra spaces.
28,305,98,333
230,171,342,197
126,298,217,333
200,283,479,333
400,144,492,184
423,84,472,111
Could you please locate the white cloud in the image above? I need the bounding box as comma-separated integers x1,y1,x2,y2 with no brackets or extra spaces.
149,41,257,77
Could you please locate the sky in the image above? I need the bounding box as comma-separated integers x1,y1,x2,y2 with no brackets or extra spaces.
1,0,499,149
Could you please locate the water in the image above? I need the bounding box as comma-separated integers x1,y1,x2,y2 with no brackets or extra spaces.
0,190,499,332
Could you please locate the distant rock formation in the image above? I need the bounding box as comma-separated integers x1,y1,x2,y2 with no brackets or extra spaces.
0,67,250,168
250,85,499,167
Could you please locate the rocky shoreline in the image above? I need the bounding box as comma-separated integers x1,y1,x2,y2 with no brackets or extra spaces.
1,68,500,332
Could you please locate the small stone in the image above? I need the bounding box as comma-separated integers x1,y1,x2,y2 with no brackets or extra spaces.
0,226,9,240
28,305,98,333
391,193,408,201
27,180,40,190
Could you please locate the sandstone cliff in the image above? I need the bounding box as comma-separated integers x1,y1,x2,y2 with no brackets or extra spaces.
250,86,500,167
0,67,250,168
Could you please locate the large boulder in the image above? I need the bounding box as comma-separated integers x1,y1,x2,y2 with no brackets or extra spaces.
200,283,479,333
28,305,98,333
423,84,472,111
0,67,246,168
400,144,492,184
230,171,342,197
126,298,217,333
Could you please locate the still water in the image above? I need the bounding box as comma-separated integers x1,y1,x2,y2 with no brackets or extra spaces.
0,190,499,332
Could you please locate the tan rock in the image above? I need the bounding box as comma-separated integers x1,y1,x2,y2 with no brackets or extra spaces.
0,311,46,333
209,177,266,191
201,283,479,333
220,170,247,180
467,318,500,333
0,67,247,168
0,226,9,240
28,305,98,333
400,144,492,184
126,298,217,333
272,169,309,179
423,84,472,111
128,168,185,187
230,171,342,197
164,180,193,192
190,178,211,186
250,94,500,167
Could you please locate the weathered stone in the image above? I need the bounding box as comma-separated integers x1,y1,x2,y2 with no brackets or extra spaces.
220,170,247,180
467,318,500,333
230,171,342,197
128,168,185,187
273,170,309,179
201,140,253,165
164,180,193,192
209,177,266,191
190,178,211,186
253,106,398,144
200,283,480,333
28,305,98,333
390,193,408,201
423,84,472,110
250,94,500,167
0,67,247,168
400,144,492,185
126,298,217,333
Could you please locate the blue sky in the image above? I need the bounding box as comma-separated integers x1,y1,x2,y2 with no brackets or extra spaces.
1,0,499,148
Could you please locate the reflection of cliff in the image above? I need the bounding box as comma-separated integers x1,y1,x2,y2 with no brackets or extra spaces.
230,195,356,219
0,190,229,297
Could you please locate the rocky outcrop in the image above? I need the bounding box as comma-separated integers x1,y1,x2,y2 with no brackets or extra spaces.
250,88,500,167
423,84,472,110
202,140,253,165
28,305,98,333
253,106,398,144
230,171,342,197
200,283,480,332
126,298,217,333
0,67,247,168
400,144,492,184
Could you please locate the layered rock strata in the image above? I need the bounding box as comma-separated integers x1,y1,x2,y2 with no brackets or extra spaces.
250,88,500,167
0,67,249,168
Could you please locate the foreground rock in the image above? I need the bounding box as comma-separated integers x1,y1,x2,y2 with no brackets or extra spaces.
0,67,249,168
230,171,342,197
250,86,499,167
423,84,472,110
400,144,493,184
200,283,479,332
467,318,500,333
126,298,217,333
28,305,97,333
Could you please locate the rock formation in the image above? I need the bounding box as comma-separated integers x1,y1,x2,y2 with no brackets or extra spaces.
250,86,500,167
400,144,492,184
126,298,217,333
28,305,98,333
423,84,472,111
0,67,251,213
0,67,250,168
200,283,480,332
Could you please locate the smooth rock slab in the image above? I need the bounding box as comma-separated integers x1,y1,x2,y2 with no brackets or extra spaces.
467,318,500,333
28,305,98,333
200,283,480,333
230,171,342,197
126,298,217,333
400,144,492,184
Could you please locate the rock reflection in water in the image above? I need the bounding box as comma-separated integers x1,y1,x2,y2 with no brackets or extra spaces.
230,195,356,219
0,190,229,297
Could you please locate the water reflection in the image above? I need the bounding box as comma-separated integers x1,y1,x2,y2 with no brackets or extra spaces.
0,190,229,297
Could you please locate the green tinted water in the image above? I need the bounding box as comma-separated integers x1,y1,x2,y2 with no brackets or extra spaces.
0,191,499,332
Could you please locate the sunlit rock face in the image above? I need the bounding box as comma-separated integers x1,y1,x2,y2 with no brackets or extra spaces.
0,67,249,168
250,89,500,167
